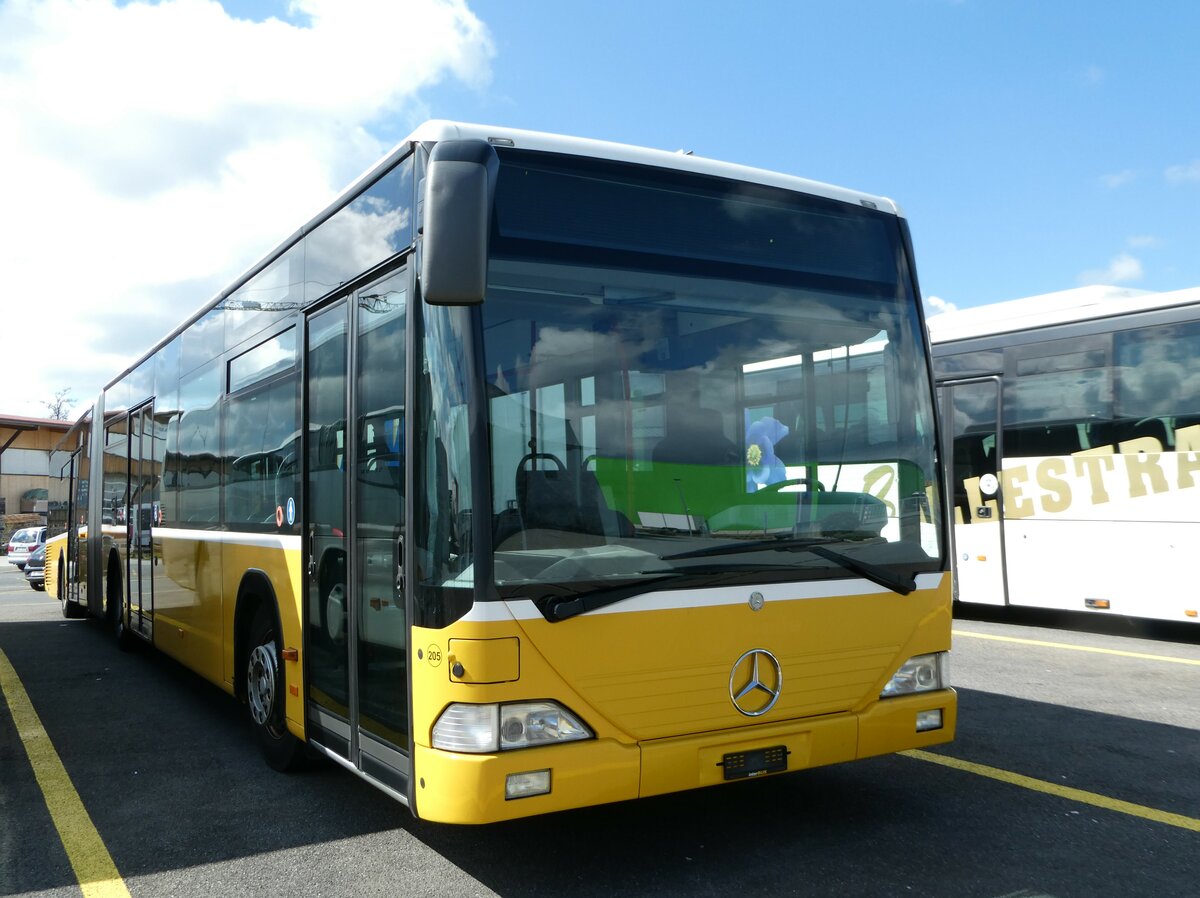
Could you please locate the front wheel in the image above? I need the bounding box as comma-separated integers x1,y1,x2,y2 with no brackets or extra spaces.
246,604,304,771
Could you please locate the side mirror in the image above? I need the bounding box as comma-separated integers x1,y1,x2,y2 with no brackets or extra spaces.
420,139,499,306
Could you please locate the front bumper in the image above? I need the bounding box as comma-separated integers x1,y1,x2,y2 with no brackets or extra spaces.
412,689,957,824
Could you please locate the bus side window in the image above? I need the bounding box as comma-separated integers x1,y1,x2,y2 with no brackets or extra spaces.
1121,416,1169,450
1006,423,1082,458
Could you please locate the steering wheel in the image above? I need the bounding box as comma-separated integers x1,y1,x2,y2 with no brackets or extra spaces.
755,477,825,495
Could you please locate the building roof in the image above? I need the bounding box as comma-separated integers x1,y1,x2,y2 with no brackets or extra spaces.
0,413,72,431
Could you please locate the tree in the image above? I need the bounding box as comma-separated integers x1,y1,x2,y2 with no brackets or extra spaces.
43,388,73,420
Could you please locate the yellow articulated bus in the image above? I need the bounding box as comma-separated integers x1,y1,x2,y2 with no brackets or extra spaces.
46,121,954,824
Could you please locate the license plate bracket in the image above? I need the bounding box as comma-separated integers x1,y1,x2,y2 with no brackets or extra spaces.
720,744,789,780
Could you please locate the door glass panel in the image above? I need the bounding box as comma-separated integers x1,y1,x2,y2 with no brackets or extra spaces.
306,302,350,718
355,273,408,746
949,381,1000,525
71,442,88,606
947,379,1006,606
129,405,154,633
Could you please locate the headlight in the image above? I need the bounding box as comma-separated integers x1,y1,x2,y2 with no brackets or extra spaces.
500,701,591,749
880,652,949,698
432,701,592,753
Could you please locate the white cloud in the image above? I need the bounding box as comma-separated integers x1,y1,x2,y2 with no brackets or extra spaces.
0,0,493,419
1078,252,1144,286
1126,234,1159,249
1100,169,1137,189
1165,160,1200,184
924,295,958,316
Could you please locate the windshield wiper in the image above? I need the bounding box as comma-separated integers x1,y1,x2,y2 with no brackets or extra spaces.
540,540,916,622
662,536,916,596
660,535,839,561
807,545,915,596
540,564,800,622
541,572,693,622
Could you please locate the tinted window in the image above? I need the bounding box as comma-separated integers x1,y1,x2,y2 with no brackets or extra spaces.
494,149,900,287
222,244,305,349
155,338,181,525
305,154,415,303
102,415,128,527
228,328,296,394
181,309,224,377
933,349,1004,379
1115,319,1200,420
175,360,222,527
224,371,299,532
1003,337,1110,457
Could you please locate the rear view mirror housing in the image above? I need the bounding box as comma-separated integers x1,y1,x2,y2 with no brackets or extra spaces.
420,139,499,306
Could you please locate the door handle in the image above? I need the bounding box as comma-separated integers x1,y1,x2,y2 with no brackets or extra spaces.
395,535,404,595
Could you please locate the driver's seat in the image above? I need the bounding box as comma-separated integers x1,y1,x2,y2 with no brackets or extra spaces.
517,459,586,534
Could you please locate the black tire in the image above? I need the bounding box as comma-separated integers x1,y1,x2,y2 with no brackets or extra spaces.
60,559,84,619
106,562,138,652
246,603,304,771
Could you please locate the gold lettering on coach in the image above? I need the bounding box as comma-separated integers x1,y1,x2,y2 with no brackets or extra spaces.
956,424,1200,521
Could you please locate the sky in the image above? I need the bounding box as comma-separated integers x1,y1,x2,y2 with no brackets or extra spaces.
2,0,1199,420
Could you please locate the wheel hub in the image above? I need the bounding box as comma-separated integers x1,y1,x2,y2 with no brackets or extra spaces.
247,642,277,726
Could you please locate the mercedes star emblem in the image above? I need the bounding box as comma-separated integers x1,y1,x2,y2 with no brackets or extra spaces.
729,648,783,717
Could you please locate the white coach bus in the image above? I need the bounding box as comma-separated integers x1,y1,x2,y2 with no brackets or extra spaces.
928,285,1200,625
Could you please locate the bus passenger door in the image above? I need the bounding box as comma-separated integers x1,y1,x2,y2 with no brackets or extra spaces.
940,378,1008,606
305,299,354,761
126,401,155,639
304,267,411,797
65,446,86,606
70,440,90,609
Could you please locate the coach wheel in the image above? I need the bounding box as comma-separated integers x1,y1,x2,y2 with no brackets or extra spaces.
246,604,303,771
106,561,137,652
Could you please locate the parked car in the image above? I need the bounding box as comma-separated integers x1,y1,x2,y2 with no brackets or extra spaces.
6,526,47,571
24,543,45,591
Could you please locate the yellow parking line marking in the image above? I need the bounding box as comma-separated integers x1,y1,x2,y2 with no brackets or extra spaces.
903,749,1200,833
953,629,1200,666
0,649,132,898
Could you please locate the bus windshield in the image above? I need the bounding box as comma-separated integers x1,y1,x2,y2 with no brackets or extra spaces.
472,150,942,607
